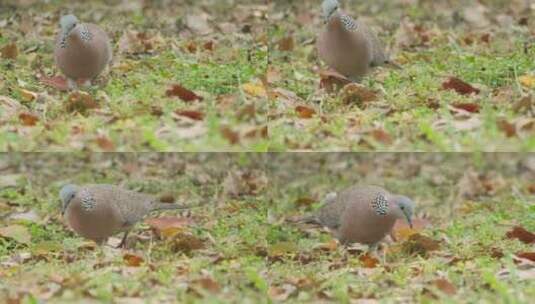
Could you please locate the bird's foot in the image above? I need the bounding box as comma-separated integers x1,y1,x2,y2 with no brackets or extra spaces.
115,232,130,249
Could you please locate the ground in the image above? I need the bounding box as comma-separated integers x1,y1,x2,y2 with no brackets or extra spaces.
269,0,535,151
0,0,268,151
1,154,534,303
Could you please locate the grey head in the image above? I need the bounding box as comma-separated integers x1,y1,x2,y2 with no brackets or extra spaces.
60,184,78,216
322,0,340,21
60,14,79,35
392,195,414,228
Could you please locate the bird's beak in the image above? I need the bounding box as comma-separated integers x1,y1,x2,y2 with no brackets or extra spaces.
404,212,413,229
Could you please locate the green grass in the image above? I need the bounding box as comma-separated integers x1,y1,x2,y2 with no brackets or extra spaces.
268,0,535,151
0,0,268,151
1,153,535,302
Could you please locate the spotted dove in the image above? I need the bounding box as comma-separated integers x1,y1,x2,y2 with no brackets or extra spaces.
54,15,112,89
60,184,189,248
300,185,414,251
317,0,394,81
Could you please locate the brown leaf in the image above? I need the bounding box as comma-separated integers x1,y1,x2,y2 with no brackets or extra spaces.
370,129,393,145
295,105,316,119
402,234,440,256
451,103,480,113
166,84,203,102
39,75,69,91
433,279,457,295
95,136,115,151
359,254,379,268
506,226,535,244
203,41,214,51
123,253,144,267
442,77,480,95
516,252,535,262
118,30,164,54
278,36,295,52
1,43,18,59
244,126,268,139
158,193,175,204
339,83,378,105
170,233,204,254
497,119,516,138
175,110,204,121
392,218,431,241
19,112,39,126
66,91,98,113
146,216,191,238
192,277,221,293
222,170,268,197
319,70,352,93
220,126,240,144
294,197,315,207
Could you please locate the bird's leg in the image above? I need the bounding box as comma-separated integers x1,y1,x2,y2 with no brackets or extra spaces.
116,231,130,249
81,78,92,88
67,78,78,90
368,243,386,264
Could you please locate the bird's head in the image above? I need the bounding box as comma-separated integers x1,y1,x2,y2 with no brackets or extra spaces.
60,184,78,216
60,14,79,35
393,195,414,228
322,0,340,22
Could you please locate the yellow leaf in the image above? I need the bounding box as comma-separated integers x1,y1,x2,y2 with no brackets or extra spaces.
19,89,37,102
242,82,267,98
519,75,535,89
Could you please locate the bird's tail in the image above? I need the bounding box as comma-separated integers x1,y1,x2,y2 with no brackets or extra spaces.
151,202,199,211
287,214,322,226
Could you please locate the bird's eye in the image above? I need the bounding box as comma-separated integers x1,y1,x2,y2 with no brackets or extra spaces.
400,205,405,210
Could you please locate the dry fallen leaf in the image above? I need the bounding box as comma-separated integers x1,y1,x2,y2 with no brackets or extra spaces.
359,254,379,268
519,75,535,89
339,83,378,106
295,105,316,119
516,252,535,262
392,218,431,241
242,82,267,98
170,233,204,254
19,89,37,103
506,226,535,244
319,70,352,93
497,119,516,138
433,279,457,296
442,77,480,95
95,136,115,151
175,110,204,121
66,91,98,113
370,129,393,145
19,112,39,126
192,277,221,294
1,42,18,59
166,84,203,102
402,233,440,256
146,216,191,238
278,36,295,52
220,126,240,145
0,225,31,244
451,103,480,113
123,253,144,267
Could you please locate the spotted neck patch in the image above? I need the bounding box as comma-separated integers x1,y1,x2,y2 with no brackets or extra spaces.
79,25,93,42
79,189,96,212
340,14,358,32
371,193,388,216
